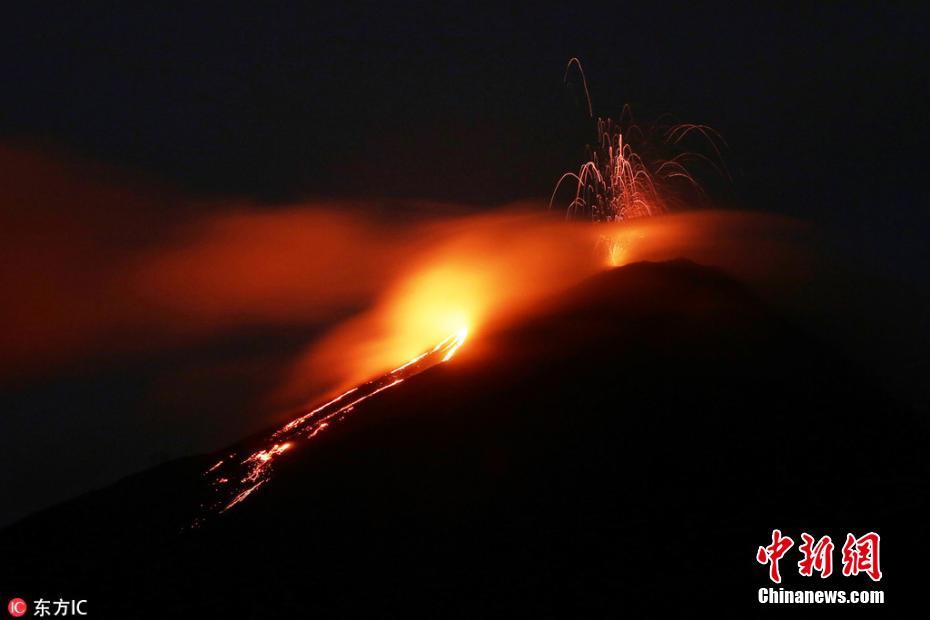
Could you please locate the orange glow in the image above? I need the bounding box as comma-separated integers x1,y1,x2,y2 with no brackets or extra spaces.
0,145,792,388
276,208,805,405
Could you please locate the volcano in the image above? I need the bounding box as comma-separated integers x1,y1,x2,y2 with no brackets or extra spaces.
2,259,927,615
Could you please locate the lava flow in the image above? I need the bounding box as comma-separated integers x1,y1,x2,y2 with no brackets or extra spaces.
195,328,467,522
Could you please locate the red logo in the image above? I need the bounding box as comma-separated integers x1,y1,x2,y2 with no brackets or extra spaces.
842,532,882,581
757,529,882,582
756,529,794,583
7,598,27,618
798,533,834,578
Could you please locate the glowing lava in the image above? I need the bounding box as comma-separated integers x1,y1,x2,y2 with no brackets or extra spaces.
195,328,467,522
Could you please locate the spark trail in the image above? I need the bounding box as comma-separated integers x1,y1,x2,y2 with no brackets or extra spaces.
551,58,726,223
194,328,467,523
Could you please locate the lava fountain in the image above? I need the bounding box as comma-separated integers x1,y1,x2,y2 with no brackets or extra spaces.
550,58,727,222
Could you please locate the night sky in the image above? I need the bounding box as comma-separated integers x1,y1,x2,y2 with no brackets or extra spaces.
4,5,928,248
2,3,928,525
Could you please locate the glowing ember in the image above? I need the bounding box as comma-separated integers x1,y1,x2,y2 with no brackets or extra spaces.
551,58,725,223
195,329,468,522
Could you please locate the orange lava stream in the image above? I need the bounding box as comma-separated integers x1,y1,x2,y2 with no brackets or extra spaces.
195,329,467,522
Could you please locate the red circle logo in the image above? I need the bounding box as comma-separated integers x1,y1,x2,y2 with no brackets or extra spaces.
7,598,27,618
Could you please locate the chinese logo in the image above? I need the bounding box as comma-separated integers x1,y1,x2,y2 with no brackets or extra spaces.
757,529,882,583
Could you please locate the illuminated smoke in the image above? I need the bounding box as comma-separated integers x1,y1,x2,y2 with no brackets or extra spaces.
0,146,799,393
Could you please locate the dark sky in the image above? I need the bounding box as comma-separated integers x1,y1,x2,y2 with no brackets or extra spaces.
3,5,927,214
1,3,928,525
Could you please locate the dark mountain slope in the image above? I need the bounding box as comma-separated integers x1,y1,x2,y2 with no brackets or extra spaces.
2,259,926,616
